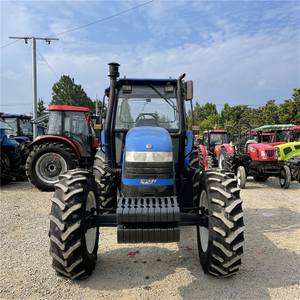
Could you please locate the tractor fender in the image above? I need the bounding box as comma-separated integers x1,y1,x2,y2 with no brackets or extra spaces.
1,134,19,147
198,144,207,157
219,144,235,155
30,135,81,159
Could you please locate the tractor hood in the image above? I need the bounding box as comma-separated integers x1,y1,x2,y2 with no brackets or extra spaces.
125,126,172,152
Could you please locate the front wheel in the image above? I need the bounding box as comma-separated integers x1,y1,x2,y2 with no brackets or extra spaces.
237,166,246,189
26,142,79,191
279,165,291,189
49,169,99,279
197,169,244,277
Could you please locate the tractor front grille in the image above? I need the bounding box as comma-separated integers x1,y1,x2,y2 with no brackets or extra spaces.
265,150,275,158
124,162,173,179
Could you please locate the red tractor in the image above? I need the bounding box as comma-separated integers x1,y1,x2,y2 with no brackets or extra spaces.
25,105,99,191
218,123,291,189
196,129,232,169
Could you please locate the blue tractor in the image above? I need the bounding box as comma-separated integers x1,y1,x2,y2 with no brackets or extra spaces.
49,63,244,279
0,118,22,184
1,113,47,166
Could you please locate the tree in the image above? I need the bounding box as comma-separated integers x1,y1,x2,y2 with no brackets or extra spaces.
50,75,95,112
220,103,231,125
278,88,300,124
37,97,47,117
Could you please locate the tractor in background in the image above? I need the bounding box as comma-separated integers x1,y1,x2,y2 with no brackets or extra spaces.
275,141,300,182
48,62,244,279
1,113,47,166
218,122,290,189
0,118,23,184
196,129,231,170
25,105,99,191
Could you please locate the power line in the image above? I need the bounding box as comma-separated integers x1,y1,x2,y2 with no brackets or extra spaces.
1,0,156,49
1,103,32,106
37,48,59,79
50,0,156,37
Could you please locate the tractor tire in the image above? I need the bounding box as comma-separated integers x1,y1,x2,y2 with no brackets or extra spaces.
279,165,291,189
0,147,22,184
17,142,30,167
288,156,300,181
236,166,246,189
197,169,244,277
49,168,99,279
188,149,201,205
93,149,118,209
26,142,79,191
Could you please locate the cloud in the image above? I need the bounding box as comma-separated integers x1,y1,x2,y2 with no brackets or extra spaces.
1,0,299,115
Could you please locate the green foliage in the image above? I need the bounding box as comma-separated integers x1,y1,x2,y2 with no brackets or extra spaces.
50,75,95,112
186,88,299,136
278,88,300,124
37,97,47,117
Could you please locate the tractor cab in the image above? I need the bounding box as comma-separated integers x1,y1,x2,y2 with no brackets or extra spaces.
254,124,295,146
46,105,97,158
281,125,300,143
202,130,228,153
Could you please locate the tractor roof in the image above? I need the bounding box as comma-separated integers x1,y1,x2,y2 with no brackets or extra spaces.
48,105,91,113
105,78,177,94
290,125,300,131
1,113,31,119
203,130,227,134
255,124,295,132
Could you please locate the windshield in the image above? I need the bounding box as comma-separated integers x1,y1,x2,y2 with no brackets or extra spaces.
19,118,33,136
115,84,179,130
2,118,18,135
210,133,228,145
293,130,300,142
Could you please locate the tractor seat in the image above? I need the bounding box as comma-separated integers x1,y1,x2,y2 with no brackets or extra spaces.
135,119,159,127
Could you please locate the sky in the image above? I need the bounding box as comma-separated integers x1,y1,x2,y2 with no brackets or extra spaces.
1,0,299,116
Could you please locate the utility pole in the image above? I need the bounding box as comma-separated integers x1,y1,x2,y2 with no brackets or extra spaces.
9,36,59,139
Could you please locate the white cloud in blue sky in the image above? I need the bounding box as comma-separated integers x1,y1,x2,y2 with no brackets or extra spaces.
1,0,299,115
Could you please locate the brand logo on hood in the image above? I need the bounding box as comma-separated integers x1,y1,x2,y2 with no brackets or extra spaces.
146,144,153,149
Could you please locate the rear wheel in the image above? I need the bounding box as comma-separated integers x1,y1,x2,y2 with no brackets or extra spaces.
279,165,291,189
49,169,99,279
26,142,79,191
237,166,246,189
93,149,118,209
0,147,22,184
197,169,244,277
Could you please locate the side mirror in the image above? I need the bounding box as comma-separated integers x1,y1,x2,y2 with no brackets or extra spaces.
185,80,193,101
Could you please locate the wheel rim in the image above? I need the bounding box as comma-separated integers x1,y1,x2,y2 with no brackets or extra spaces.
280,169,286,186
218,154,224,169
35,152,67,184
85,191,97,254
199,190,209,252
237,169,241,186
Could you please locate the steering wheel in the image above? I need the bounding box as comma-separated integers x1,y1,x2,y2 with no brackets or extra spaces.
135,113,158,122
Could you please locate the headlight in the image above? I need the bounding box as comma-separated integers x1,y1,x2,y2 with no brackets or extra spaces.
275,149,280,159
125,151,173,162
261,151,267,159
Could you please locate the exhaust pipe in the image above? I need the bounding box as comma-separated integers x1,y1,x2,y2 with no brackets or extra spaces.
104,62,121,175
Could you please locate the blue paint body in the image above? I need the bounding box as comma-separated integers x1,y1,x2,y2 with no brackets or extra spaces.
122,126,174,187
184,131,193,167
